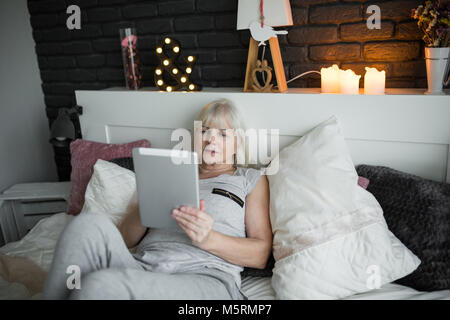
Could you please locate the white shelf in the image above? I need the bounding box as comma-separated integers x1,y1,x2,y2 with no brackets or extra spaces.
0,182,71,201
98,86,450,96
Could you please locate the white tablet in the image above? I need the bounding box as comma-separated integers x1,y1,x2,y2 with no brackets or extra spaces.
132,147,199,230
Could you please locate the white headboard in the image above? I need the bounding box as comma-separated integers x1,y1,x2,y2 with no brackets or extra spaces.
75,88,450,183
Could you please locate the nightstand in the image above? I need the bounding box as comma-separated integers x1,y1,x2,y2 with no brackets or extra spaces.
0,182,71,244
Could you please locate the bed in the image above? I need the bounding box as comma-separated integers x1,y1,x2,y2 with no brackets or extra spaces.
0,87,449,300
1,211,449,300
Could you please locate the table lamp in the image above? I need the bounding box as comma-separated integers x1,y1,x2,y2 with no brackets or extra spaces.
49,105,83,147
237,0,293,93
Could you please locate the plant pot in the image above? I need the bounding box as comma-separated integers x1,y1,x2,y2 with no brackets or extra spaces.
424,47,450,95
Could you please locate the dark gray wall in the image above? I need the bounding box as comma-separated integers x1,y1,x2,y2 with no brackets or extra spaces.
0,0,57,193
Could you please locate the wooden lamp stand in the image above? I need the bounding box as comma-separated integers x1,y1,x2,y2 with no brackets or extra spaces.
243,36,288,93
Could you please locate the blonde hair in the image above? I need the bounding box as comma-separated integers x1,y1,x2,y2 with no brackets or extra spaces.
193,99,247,166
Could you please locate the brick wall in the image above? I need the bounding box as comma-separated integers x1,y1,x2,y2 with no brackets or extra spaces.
28,0,428,180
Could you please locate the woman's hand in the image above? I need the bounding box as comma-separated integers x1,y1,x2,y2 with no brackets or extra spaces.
171,200,214,249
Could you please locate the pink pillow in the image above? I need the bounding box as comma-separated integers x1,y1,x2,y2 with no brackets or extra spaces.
358,176,370,189
67,139,150,215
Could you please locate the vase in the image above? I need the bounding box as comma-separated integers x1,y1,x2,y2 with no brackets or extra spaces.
424,47,450,95
120,28,142,90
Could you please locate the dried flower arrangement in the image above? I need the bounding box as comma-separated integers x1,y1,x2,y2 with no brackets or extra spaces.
411,0,450,47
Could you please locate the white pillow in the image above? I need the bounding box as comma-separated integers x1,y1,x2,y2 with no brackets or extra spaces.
267,116,420,300
80,159,136,225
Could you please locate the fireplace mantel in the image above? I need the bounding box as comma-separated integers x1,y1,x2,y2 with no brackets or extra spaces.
75,87,450,183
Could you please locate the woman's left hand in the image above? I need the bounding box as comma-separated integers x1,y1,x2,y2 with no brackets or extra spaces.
171,200,214,249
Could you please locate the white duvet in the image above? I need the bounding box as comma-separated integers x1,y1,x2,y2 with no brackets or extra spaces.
0,212,449,300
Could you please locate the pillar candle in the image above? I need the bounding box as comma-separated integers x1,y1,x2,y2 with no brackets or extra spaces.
339,69,361,94
320,64,340,93
364,67,385,94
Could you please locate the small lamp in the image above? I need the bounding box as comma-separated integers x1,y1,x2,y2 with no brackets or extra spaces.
237,0,293,93
237,0,293,30
49,105,83,147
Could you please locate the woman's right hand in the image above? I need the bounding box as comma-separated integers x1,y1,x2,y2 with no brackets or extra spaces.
117,191,148,249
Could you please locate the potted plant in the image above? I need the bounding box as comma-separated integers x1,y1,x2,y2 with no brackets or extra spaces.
412,0,450,94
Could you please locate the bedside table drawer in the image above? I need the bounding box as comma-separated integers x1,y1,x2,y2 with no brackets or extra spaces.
20,200,68,215
17,200,68,236
23,213,55,231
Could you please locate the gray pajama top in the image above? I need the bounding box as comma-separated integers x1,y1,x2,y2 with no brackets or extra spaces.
132,166,263,299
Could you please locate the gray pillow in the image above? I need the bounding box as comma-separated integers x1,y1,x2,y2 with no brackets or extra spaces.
241,253,275,278
356,164,450,291
110,157,134,172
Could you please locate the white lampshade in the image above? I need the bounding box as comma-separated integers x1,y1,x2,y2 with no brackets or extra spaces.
237,0,293,30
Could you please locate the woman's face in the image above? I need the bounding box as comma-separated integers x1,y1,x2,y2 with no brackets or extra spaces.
200,119,236,166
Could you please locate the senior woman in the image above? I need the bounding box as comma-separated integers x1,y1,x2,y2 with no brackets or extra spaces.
43,99,272,300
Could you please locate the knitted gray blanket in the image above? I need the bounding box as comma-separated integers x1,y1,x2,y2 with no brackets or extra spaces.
356,164,450,291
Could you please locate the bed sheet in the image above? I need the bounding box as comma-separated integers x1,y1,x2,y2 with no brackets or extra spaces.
1,213,449,300
240,276,450,300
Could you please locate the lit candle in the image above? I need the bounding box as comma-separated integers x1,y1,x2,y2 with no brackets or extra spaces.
339,69,361,94
320,64,340,93
364,67,385,95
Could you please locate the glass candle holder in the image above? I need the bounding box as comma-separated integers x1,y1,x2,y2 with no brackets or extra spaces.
120,28,142,90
